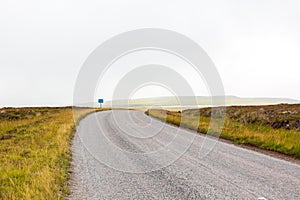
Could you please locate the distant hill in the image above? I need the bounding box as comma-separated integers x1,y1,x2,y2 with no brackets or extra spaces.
103,96,299,108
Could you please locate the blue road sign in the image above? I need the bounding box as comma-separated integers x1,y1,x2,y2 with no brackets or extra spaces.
98,99,104,104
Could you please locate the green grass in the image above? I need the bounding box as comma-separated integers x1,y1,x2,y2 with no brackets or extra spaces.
0,107,109,200
146,106,300,158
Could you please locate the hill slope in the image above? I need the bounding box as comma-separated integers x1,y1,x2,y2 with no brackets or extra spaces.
103,96,299,108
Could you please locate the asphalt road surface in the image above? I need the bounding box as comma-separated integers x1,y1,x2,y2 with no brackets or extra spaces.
69,110,300,200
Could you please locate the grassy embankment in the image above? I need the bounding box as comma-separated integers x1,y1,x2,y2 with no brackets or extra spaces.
0,107,109,200
146,104,300,158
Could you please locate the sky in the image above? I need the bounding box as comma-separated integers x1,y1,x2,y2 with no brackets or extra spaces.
1,0,300,107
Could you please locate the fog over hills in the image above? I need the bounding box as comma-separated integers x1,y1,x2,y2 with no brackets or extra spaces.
102,96,299,108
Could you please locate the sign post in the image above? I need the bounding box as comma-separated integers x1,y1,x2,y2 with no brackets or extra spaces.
98,99,104,108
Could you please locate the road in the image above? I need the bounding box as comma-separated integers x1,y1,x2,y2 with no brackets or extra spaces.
69,110,300,200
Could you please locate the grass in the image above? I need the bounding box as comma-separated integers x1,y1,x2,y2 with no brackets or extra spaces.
146,104,300,158
0,107,109,200
1,104,299,199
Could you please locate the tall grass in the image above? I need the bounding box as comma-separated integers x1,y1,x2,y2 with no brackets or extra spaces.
0,107,108,199
147,108,300,158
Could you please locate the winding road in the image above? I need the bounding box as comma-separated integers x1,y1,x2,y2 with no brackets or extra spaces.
69,110,300,200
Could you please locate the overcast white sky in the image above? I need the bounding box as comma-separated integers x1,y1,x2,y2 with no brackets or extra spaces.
1,0,300,107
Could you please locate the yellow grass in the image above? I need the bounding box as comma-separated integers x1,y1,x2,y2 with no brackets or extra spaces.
0,107,109,200
147,109,300,158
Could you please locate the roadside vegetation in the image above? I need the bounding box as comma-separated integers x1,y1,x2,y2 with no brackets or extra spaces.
146,104,300,158
0,107,108,200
